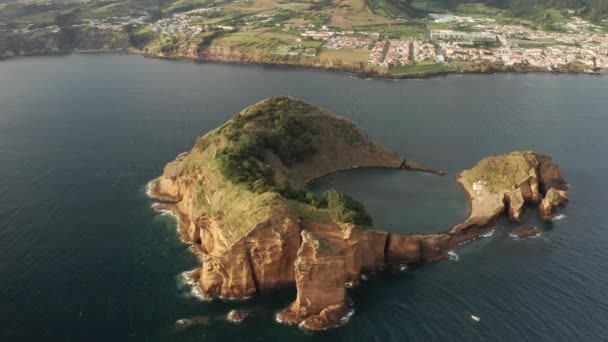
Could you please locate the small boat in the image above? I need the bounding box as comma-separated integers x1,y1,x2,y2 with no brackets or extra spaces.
471,315,480,322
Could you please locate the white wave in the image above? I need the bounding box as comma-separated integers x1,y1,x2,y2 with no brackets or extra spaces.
509,232,541,240
552,214,566,221
294,308,355,331
180,270,198,286
360,274,369,281
391,264,408,273
151,204,182,235
340,308,355,324
480,229,495,238
448,250,460,261
145,180,155,197
159,209,176,217
190,285,212,302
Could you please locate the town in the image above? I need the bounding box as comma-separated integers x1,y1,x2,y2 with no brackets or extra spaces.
136,9,608,72
2,3,607,74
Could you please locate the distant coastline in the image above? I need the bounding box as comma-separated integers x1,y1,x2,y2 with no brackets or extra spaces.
1,48,605,79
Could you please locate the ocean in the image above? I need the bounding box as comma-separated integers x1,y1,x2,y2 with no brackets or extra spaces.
1,54,607,341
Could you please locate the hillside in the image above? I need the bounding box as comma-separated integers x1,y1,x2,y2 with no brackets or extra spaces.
2,0,607,77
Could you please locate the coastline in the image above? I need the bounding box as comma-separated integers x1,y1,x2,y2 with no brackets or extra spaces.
142,51,607,80
1,48,605,80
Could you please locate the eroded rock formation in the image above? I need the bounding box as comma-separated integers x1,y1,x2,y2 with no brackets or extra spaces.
149,97,568,331
539,188,569,220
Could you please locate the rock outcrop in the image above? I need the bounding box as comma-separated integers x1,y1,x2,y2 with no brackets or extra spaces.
539,188,569,220
226,309,246,323
149,97,568,331
512,226,541,239
455,151,568,226
276,230,349,331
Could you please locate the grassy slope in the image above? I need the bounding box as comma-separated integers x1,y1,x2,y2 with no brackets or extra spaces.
174,97,398,247
459,151,539,193
389,60,457,76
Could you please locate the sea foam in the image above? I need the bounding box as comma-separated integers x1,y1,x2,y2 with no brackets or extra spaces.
552,214,566,221
145,181,154,197
448,250,460,261
480,229,495,238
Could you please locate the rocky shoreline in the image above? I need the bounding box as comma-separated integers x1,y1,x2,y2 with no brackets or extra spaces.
148,97,569,331
142,50,606,80
1,45,605,79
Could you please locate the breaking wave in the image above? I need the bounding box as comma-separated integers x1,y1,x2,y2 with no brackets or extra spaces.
481,229,495,238
448,251,460,261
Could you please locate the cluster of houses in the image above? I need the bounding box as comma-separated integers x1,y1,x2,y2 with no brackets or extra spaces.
272,45,317,56
11,24,60,34
78,16,148,31
385,40,411,65
431,21,608,70
147,13,203,36
413,41,438,62
6,3,606,72
429,29,497,42
324,36,373,49
369,41,388,65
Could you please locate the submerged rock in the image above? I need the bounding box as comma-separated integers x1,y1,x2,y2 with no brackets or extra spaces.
512,226,541,239
174,316,210,332
226,309,246,323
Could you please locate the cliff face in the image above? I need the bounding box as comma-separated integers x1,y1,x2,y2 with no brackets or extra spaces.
276,230,349,331
149,98,568,331
0,28,128,58
149,96,424,307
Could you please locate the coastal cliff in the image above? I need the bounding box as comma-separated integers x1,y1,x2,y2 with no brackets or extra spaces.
149,97,568,330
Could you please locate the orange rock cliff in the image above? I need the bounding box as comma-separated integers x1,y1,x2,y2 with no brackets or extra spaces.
148,97,568,331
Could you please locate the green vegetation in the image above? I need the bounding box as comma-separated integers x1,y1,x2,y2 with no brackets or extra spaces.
353,23,426,39
365,0,426,18
322,190,373,225
461,152,538,192
215,97,316,192
389,60,457,76
124,25,154,48
211,97,374,226
318,238,341,254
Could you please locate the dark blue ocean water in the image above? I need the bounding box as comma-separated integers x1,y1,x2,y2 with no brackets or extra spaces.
1,54,607,341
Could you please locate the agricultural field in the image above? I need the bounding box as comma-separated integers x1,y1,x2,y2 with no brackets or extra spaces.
1,0,607,76
353,22,426,39
319,48,369,64
389,60,456,77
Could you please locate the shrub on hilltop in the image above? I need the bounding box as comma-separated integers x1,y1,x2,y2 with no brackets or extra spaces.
216,97,316,192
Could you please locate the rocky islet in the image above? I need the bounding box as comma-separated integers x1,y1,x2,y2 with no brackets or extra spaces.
149,96,568,331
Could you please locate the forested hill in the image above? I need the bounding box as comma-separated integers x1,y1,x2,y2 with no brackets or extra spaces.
452,0,608,21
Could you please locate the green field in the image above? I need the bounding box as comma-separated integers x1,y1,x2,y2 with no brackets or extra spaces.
353,23,426,39
389,60,456,76
215,30,291,49
365,0,426,18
